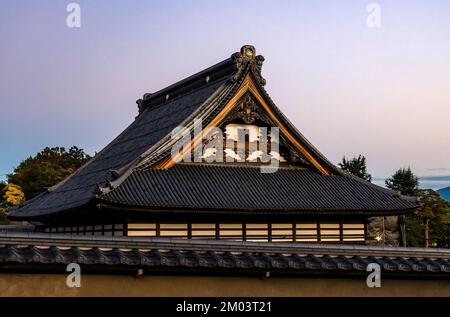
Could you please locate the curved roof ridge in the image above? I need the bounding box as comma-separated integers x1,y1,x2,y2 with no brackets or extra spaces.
138,58,235,109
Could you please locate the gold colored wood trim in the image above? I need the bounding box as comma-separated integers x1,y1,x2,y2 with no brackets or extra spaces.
154,75,330,175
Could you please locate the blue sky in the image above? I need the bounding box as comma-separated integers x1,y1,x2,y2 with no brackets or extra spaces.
1,0,449,184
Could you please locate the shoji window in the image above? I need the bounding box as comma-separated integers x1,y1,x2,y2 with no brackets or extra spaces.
319,223,341,242
127,223,157,237
342,223,365,242
246,224,269,242
295,223,318,242
159,224,188,238
271,224,293,242
219,224,243,240
191,224,217,239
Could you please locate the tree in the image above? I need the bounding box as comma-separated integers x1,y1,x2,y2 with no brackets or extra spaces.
385,167,418,196
0,181,7,224
338,155,372,182
0,208,7,225
7,146,91,200
0,183,26,225
3,183,25,206
405,190,450,248
386,168,450,247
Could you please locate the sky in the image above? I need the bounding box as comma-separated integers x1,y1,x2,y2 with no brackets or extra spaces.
0,0,449,186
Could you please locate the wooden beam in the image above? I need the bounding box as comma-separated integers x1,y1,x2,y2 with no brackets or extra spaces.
155,75,330,175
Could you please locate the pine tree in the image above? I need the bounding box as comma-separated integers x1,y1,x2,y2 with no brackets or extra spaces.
405,190,450,247
385,167,418,196
386,167,449,247
338,154,372,182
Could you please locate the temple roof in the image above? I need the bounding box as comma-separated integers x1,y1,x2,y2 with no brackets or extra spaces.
99,164,416,215
9,69,230,219
1,233,449,277
8,45,418,221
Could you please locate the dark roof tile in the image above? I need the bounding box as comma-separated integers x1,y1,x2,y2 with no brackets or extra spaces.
101,164,417,214
9,77,229,218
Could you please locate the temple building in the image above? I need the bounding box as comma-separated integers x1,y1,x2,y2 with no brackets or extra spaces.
2,46,450,297
8,45,418,246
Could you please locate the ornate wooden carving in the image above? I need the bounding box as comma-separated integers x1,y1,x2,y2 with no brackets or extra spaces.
224,93,272,126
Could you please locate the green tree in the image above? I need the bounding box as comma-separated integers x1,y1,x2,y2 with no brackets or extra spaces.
7,146,91,200
338,155,372,182
385,167,418,196
0,207,7,224
386,168,450,247
405,190,450,248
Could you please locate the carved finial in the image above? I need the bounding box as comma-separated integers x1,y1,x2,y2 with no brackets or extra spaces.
137,93,154,114
136,99,144,114
241,45,256,59
231,45,266,86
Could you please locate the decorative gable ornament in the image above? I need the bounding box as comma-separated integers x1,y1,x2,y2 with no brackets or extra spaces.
231,45,266,86
224,93,272,125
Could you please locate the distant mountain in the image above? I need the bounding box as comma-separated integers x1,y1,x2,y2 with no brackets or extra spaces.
437,186,450,203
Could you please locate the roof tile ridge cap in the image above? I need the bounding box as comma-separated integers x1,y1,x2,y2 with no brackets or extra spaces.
142,58,234,104
133,77,240,171
3,234,450,258
319,244,450,258
254,81,343,176
140,76,230,113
